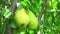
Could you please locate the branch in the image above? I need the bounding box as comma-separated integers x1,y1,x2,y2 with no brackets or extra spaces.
0,16,1,27
7,0,17,34
10,0,17,15
38,0,47,30
2,0,6,8
38,0,47,20
7,27,13,34
2,0,6,34
34,0,47,34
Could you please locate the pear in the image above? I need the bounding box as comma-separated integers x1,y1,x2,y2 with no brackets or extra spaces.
14,8,29,28
27,10,38,29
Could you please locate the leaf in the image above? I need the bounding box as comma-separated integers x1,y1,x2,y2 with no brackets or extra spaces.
2,8,12,18
52,1,58,9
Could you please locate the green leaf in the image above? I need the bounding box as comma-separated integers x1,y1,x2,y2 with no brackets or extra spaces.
2,8,12,18
52,1,58,9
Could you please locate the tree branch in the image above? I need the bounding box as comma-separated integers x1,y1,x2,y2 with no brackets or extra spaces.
34,0,47,34
7,0,17,34
2,0,6,34
38,0,47,20
7,27,13,34
2,0,6,8
11,0,17,15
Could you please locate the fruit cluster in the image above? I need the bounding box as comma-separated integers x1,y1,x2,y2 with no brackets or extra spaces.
14,8,38,29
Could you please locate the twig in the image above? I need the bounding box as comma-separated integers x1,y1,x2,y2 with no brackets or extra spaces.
7,0,17,34
7,27,13,34
2,0,6,34
2,0,6,8
10,0,17,14
34,0,47,34
38,0,47,30
38,0,47,20
0,9,1,27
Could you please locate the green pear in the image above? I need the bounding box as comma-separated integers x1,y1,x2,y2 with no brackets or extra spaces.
14,8,29,28
27,10,38,29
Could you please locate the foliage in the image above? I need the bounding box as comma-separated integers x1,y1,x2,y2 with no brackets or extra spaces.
0,0,60,34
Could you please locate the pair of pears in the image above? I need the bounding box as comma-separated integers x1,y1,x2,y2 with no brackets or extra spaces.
14,8,38,29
